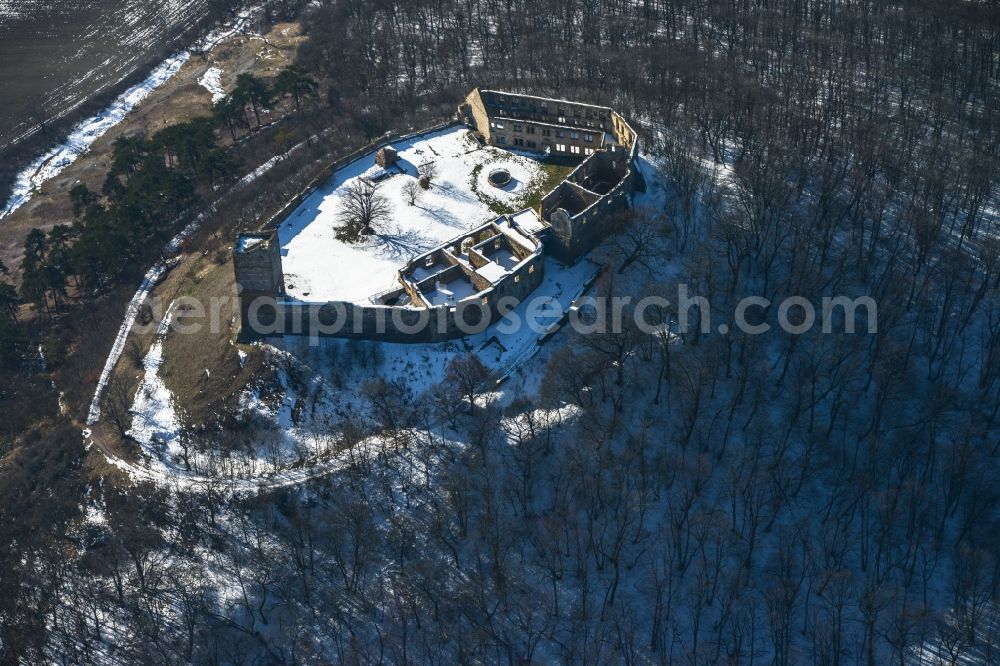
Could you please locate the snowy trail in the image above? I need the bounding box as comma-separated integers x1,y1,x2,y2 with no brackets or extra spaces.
126,304,181,446
0,9,258,221
93,426,402,493
85,263,168,426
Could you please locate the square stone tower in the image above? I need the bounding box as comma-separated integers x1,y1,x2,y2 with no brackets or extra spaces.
234,232,284,333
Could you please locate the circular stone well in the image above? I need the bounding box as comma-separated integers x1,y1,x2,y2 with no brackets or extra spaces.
487,167,512,188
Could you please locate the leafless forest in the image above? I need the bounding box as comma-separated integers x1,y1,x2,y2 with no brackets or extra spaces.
2,0,999,663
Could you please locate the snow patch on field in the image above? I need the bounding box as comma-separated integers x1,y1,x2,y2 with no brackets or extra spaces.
240,152,286,185
278,126,545,303
0,52,190,219
127,305,182,451
198,66,226,102
0,0,26,23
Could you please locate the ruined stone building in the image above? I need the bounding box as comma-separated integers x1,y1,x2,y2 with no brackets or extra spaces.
234,89,640,341
459,88,628,157
459,88,641,262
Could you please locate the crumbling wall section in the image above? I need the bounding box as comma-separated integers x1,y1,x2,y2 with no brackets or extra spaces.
241,252,545,342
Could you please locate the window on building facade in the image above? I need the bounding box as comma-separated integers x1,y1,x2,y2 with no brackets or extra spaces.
542,128,551,137
513,124,523,132
497,135,507,144
571,132,580,140
514,138,524,146
526,125,535,134
584,133,593,142
527,140,537,148
556,130,565,138
571,145,581,154
556,143,566,152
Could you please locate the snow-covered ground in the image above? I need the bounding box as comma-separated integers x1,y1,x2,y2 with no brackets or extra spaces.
0,9,257,220
127,305,182,453
84,135,317,427
123,324,346,485
95,148,666,490
473,157,538,207
116,253,599,488
278,126,546,302
279,253,600,390
0,0,26,22
197,66,226,102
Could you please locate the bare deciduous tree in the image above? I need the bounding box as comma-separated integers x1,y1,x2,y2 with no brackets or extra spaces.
402,179,422,206
443,353,491,414
336,178,392,241
417,162,439,189
611,210,669,275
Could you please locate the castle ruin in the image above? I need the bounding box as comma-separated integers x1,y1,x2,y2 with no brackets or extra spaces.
234,89,640,341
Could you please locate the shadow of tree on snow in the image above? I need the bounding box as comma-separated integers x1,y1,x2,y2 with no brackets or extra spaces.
414,201,466,229
431,181,479,207
363,225,437,261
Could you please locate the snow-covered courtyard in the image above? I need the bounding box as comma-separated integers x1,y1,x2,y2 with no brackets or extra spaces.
278,126,549,303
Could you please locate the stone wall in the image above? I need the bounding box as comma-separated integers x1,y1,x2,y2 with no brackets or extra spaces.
462,88,493,144
566,149,627,194
241,252,545,343
476,89,613,128
612,112,638,155
541,146,636,263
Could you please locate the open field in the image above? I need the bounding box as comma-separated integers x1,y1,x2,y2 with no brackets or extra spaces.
0,0,213,154
0,20,306,281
